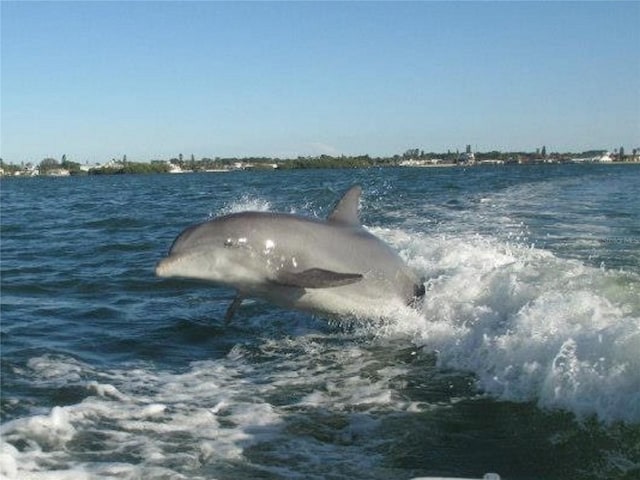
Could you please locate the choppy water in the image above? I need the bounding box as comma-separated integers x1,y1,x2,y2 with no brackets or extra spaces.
1,165,639,479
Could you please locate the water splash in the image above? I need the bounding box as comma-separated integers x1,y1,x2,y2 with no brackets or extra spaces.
215,195,272,217
373,227,640,424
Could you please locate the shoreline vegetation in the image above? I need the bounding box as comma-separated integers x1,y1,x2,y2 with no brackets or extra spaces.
1,147,639,177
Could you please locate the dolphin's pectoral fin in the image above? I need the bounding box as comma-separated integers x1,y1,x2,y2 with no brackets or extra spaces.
272,268,363,289
224,295,244,324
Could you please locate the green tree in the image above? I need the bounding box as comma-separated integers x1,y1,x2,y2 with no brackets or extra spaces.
61,156,83,174
0,159,21,175
39,157,60,173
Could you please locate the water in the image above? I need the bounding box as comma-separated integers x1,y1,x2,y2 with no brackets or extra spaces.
1,165,639,479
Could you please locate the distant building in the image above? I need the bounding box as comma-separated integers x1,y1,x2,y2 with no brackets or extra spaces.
232,162,254,170
46,168,71,176
164,161,184,173
458,151,475,164
479,159,504,165
570,152,613,163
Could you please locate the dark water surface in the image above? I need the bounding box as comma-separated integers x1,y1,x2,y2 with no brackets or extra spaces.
1,165,639,479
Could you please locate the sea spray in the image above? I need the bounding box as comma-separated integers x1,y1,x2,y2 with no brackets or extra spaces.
373,227,640,424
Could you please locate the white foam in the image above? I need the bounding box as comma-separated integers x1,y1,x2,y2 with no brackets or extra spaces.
0,442,19,478
217,195,271,216
1,406,88,480
2,336,406,478
375,227,640,424
26,355,86,382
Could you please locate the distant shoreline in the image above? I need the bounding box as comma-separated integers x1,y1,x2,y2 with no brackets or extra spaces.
2,158,639,179
399,160,640,168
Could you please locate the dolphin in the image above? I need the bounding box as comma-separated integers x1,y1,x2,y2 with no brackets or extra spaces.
156,185,424,321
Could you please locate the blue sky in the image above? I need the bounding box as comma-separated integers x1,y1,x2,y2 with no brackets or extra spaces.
2,1,639,163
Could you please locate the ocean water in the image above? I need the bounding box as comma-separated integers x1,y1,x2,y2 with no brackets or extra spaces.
1,165,639,480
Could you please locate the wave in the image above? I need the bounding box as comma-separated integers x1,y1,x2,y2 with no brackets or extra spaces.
0,339,409,479
373,227,640,425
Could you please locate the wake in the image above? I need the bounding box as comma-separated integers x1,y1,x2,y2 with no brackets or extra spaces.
374,227,640,424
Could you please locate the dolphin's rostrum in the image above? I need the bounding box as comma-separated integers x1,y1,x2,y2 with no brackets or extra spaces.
156,185,424,321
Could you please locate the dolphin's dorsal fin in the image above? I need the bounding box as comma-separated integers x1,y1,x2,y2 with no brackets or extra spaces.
327,185,362,226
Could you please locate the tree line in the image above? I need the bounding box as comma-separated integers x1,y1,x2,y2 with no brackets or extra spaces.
2,146,638,177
